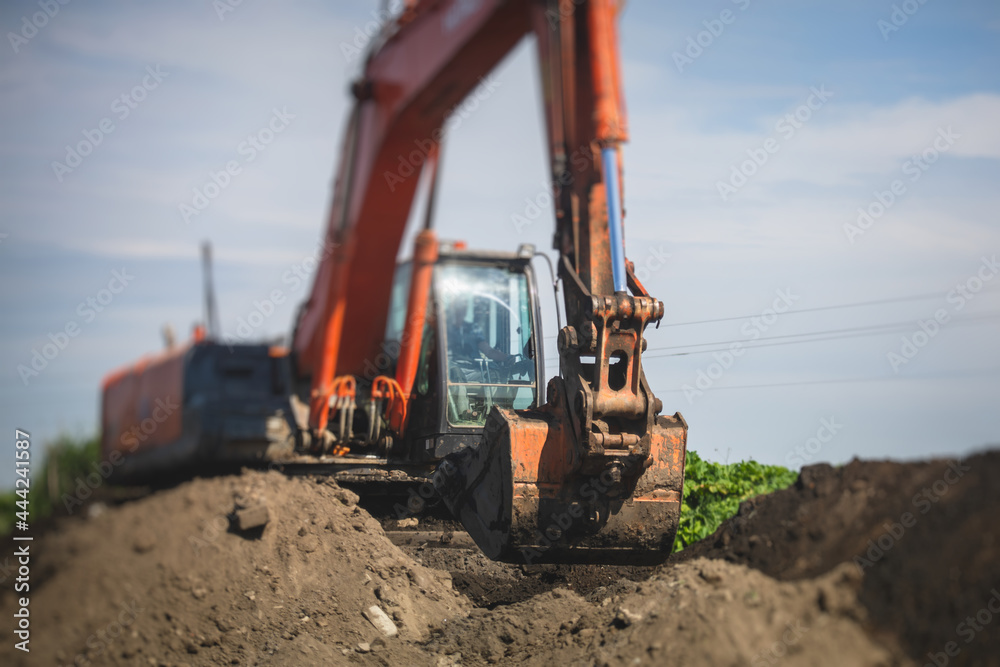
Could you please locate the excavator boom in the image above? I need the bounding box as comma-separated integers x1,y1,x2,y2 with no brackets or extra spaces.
291,0,687,564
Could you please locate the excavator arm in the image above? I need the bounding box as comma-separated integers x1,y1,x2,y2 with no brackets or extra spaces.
291,0,687,563
291,0,531,425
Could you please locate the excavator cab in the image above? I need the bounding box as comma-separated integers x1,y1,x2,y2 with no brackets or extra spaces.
437,262,537,426
397,243,546,463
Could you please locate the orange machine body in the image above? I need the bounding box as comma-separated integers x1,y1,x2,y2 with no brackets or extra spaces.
100,343,187,461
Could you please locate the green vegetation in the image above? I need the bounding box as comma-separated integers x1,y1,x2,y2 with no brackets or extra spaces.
673,450,798,552
0,433,101,534
0,492,21,535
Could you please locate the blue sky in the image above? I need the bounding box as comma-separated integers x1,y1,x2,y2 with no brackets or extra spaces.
1,0,999,489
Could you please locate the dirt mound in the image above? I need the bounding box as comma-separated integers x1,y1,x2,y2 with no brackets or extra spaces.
425,557,903,666
676,451,1000,666
2,451,996,666
0,471,468,666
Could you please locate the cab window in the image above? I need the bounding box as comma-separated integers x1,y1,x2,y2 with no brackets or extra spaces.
436,263,536,427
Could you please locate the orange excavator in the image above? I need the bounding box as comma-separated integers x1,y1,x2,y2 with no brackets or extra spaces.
100,0,687,564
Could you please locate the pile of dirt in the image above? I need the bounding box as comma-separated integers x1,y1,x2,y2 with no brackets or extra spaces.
675,451,1000,664
424,558,904,666
2,450,997,666
0,471,468,666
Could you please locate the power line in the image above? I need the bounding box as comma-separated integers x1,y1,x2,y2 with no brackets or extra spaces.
644,310,1000,357
658,287,1000,328
644,321,978,359
652,367,1000,394
545,313,1000,359
544,286,1000,339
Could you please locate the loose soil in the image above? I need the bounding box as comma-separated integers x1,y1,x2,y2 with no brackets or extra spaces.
2,450,997,666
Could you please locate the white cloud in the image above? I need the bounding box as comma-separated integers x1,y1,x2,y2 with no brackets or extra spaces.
629,92,1000,194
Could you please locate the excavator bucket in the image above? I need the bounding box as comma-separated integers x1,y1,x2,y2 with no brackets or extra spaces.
438,396,687,565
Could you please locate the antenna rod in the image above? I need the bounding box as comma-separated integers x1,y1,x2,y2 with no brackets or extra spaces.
201,241,220,338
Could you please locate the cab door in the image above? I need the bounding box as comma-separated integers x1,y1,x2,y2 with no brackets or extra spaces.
435,260,541,430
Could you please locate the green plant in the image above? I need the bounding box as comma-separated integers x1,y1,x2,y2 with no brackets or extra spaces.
0,491,20,535
673,450,798,552
0,432,101,534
